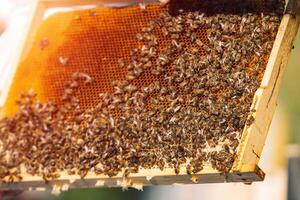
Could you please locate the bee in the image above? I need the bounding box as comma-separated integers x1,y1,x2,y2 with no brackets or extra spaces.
118,58,125,67
74,15,81,20
76,138,84,145
123,169,131,178
149,37,158,47
174,165,180,175
72,72,92,85
186,165,192,175
162,27,169,36
160,87,168,95
148,47,156,58
59,56,69,66
79,170,88,179
133,67,144,77
246,115,255,126
89,10,97,17
139,3,147,12
170,34,179,41
114,86,124,95
195,39,204,47
39,37,49,50
171,40,183,50
142,27,152,33
124,84,138,93
126,73,136,81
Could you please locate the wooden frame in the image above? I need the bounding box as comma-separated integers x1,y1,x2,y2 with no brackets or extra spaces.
0,0,299,191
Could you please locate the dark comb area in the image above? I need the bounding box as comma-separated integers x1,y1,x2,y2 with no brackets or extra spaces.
0,1,283,182
168,0,285,15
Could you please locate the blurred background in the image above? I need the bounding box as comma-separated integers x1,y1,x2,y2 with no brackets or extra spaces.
0,0,299,199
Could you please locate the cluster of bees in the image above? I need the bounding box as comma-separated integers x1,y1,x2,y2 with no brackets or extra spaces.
0,2,282,182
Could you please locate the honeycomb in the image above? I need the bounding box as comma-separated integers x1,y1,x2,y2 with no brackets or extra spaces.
2,0,284,117
0,0,286,181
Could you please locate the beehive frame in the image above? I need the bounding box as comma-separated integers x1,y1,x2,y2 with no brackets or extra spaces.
0,0,299,190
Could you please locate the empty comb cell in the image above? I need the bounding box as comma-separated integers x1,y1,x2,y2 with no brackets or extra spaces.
0,0,299,191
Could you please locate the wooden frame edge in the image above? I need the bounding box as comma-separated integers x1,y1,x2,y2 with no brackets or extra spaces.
0,165,264,190
233,3,300,171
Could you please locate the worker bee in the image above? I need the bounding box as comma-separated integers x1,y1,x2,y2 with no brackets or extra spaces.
186,164,192,175
39,37,49,50
72,72,92,85
162,27,169,36
171,40,183,50
174,165,180,175
170,33,180,40
142,27,152,33
139,3,147,12
89,10,97,17
118,58,125,68
126,73,136,81
124,84,138,94
59,56,69,66
149,37,158,47
123,169,131,178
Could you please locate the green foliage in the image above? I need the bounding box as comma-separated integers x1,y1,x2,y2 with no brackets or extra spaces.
280,32,300,144
50,188,147,200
